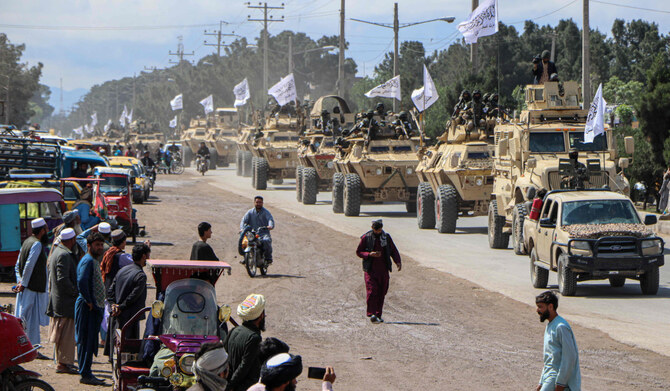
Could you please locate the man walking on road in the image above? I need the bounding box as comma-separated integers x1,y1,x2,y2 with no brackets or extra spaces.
536,291,581,391
355,219,401,324
224,293,265,391
240,196,275,264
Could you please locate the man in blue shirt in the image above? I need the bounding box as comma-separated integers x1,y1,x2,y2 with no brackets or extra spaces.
240,196,275,264
535,291,581,391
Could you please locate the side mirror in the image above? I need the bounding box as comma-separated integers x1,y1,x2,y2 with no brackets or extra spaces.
526,186,537,200
539,218,555,228
496,138,508,156
618,158,629,169
624,136,635,155
510,138,521,160
526,158,537,169
151,300,164,319
644,214,657,226
218,304,232,323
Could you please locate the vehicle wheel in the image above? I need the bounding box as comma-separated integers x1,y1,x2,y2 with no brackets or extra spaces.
132,232,137,244
14,379,56,391
488,199,509,249
302,168,318,205
530,247,549,289
343,173,361,216
236,150,243,176
251,157,257,188
332,173,344,213
557,253,577,296
640,266,659,295
417,182,435,229
608,276,626,288
173,161,185,175
242,151,253,177
296,166,304,202
209,148,218,169
254,158,268,190
244,252,257,278
512,203,527,255
436,184,459,233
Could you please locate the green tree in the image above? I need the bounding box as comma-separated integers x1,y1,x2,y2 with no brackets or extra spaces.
636,53,670,165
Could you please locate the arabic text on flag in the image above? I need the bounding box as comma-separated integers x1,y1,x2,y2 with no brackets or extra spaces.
170,94,183,111
200,95,214,115
268,74,297,106
457,0,498,44
584,83,607,143
365,75,402,101
234,78,250,107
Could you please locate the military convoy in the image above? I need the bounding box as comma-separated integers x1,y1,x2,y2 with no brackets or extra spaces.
180,117,215,169
488,81,633,254
297,96,354,204
209,108,240,167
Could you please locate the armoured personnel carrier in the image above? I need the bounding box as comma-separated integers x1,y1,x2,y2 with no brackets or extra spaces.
297,96,355,204
332,111,421,216
250,106,304,190
415,112,496,233
180,117,216,168
209,107,239,167
127,120,164,153
489,81,633,253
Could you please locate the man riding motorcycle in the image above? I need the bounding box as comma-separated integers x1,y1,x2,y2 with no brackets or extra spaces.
196,142,210,173
239,196,274,264
141,151,156,182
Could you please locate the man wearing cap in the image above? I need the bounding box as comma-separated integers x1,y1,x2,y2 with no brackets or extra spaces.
77,222,112,260
224,293,266,391
51,210,84,261
14,218,51,355
532,50,558,85
240,196,275,264
75,232,107,386
46,228,80,374
187,341,230,391
355,219,402,324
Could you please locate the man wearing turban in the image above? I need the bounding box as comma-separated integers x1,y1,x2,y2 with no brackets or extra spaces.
224,294,266,391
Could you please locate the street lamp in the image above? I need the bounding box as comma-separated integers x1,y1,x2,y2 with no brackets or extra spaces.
351,3,454,110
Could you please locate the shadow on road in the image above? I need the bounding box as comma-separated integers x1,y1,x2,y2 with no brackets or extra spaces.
360,211,411,218
259,274,305,279
267,186,295,191
455,227,488,235
129,241,174,246
0,291,15,297
384,321,440,326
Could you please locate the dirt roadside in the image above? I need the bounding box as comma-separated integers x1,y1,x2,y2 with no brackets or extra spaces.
2,171,670,390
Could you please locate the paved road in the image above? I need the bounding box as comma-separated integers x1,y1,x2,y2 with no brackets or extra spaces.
198,166,670,356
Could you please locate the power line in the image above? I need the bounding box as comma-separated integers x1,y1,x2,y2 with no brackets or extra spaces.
590,0,670,14
0,22,220,31
508,0,578,25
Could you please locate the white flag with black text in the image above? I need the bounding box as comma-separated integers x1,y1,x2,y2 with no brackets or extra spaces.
411,65,439,112
268,74,298,106
90,112,98,127
169,116,178,128
234,78,250,107
104,119,112,133
200,95,214,115
458,0,498,44
584,83,607,143
365,75,402,101
170,94,183,111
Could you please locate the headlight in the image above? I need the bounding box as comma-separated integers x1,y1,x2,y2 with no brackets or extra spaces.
375,168,383,175
169,372,185,386
224,145,229,149
641,239,663,255
570,240,592,256
326,161,334,168
475,177,484,186
276,153,282,159
179,354,195,375
406,167,413,175
161,365,174,378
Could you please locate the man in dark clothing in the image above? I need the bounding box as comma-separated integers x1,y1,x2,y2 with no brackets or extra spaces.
108,244,150,341
533,50,558,84
141,150,155,168
355,219,401,324
190,222,220,284
197,142,210,158
224,294,265,391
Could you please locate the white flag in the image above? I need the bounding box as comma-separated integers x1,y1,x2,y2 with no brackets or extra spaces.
268,74,298,106
234,78,250,107
170,93,183,111
169,115,178,128
458,0,498,44
411,65,439,112
365,75,402,101
73,126,83,136
84,124,91,134
104,119,112,133
119,105,127,127
200,95,214,115
584,83,607,143
90,112,98,127
126,108,133,124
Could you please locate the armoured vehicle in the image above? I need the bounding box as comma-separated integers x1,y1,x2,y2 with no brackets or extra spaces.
415,112,496,233
332,111,421,216
297,96,355,204
209,107,240,167
180,117,216,169
236,124,256,177
250,106,304,190
128,120,164,153
489,81,633,253
523,189,662,296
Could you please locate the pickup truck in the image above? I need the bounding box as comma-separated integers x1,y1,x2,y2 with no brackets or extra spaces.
523,189,663,296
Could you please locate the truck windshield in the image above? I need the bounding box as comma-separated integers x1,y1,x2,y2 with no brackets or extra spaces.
569,132,607,151
99,175,128,195
561,199,640,225
529,132,565,153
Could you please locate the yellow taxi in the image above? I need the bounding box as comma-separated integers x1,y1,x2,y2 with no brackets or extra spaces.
108,156,151,203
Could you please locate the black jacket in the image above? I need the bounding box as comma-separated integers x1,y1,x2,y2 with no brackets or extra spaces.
46,243,78,318
108,263,147,328
224,321,262,391
532,61,558,84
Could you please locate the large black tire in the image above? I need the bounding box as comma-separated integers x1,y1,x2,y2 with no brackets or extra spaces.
242,151,253,177
209,148,218,169
254,158,268,190
640,266,659,295
302,167,318,205
14,379,56,391
608,276,626,288
512,203,527,255
557,253,577,296
488,199,509,249
417,182,435,229
530,247,549,289
236,150,243,176
343,173,361,216
183,147,193,168
296,166,304,202
251,157,257,188
436,184,459,234
332,173,344,213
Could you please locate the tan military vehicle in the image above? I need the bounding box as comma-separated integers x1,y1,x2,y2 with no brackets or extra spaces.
209,108,239,167
297,96,355,204
489,81,633,253
332,112,421,216
236,124,256,177
523,189,662,296
415,115,496,233
126,120,165,152
250,107,304,190
181,117,215,168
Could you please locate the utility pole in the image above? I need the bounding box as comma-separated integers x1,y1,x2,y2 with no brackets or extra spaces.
393,2,399,112
471,0,479,72
59,78,64,115
288,35,293,74
338,0,345,97
247,2,284,95
204,21,236,57
169,36,194,65
550,32,557,62
582,0,591,108
132,73,136,110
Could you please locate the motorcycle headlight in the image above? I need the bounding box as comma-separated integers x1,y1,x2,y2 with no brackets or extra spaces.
641,239,663,255
570,240,592,256
179,354,195,375
326,161,334,169
161,364,174,378
406,167,413,175
169,372,184,386
375,168,383,175
475,177,484,186
276,153,282,159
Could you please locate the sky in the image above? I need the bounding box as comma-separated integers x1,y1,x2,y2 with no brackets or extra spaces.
1,0,669,112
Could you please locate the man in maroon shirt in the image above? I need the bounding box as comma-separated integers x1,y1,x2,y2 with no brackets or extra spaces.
355,219,401,323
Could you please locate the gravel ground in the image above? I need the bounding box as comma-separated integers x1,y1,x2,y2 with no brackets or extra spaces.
2,170,670,390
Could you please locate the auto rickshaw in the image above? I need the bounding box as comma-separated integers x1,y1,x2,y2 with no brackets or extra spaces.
112,259,232,391
92,167,145,242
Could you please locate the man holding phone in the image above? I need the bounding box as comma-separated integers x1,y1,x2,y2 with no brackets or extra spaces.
355,219,402,324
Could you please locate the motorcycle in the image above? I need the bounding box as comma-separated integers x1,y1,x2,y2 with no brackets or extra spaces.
146,165,157,190
241,227,271,277
196,154,209,176
0,305,54,391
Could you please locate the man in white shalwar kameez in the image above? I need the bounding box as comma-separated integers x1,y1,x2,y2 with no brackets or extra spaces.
14,218,51,357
